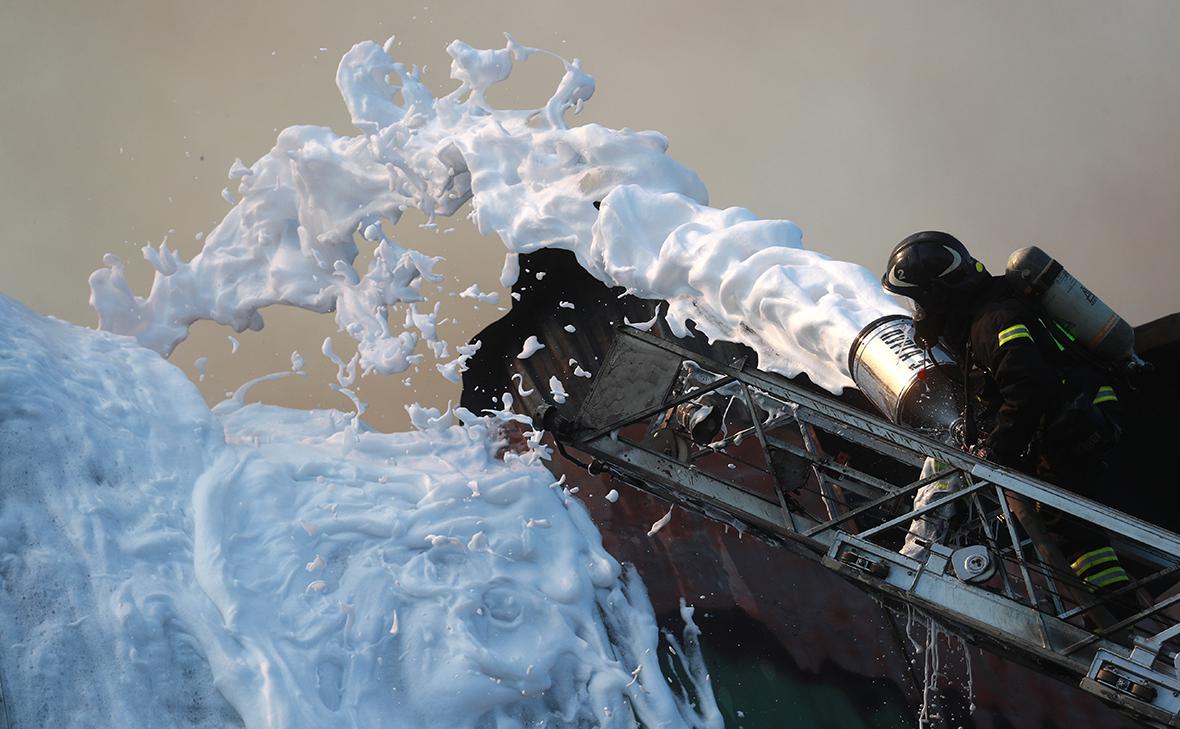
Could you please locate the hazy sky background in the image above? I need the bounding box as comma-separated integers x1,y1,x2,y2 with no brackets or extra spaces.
3,0,1179,430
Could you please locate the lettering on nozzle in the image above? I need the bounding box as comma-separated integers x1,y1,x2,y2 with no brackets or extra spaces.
877,324,925,370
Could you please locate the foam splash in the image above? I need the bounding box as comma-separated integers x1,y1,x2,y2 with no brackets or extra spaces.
90,34,902,393
0,295,721,728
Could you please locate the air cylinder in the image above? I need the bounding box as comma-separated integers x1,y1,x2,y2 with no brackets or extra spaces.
848,315,963,435
1005,246,1134,363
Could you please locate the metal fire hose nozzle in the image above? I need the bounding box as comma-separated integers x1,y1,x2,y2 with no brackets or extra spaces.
848,315,964,436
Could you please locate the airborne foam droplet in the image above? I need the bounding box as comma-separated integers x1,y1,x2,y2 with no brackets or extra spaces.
459,284,499,304
647,507,674,537
511,372,535,396
517,336,545,359
623,309,659,332
548,375,568,404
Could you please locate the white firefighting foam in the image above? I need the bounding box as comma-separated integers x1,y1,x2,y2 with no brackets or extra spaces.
0,294,720,728
89,35,902,393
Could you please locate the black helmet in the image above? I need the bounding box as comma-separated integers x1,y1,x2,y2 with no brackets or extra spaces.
881,231,988,308
883,231,990,347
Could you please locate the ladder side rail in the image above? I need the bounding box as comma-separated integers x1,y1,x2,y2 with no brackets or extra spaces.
615,329,1180,562
573,329,1180,727
794,398,1180,561
571,390,1176,724
1064,592,1180,657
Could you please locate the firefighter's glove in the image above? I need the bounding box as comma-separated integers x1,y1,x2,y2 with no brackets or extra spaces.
965,440,1019,466
966,442,994,462
949,417,975,450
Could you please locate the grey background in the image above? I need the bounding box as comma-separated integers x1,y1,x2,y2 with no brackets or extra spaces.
3,0,1178,430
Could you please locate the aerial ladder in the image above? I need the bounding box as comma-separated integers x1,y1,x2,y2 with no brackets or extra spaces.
539,322,1180,728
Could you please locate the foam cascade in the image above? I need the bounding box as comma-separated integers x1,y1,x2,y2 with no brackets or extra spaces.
0,295,720,728
89,35,903,392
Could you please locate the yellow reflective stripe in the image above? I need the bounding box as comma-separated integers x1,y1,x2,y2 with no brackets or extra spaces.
997,324,1033,348
1074,554,1119,576
1086,566,1130,588
1071,547,1118,574
1092,386,1118,405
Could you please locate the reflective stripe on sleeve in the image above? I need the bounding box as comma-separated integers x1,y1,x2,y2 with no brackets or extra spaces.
1093,385,1118,405
1071,546,1131,591
997,324,1033,348
1071,547,1118,575
1086,566,1131,589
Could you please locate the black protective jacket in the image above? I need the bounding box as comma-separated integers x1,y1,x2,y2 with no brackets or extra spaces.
941,277,1100,467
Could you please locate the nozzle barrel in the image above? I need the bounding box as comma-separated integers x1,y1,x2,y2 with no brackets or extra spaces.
848,315,963,435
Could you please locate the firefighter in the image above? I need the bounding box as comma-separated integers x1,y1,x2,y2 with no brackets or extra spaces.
881,231,1129,595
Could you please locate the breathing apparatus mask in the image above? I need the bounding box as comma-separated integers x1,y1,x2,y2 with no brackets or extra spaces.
910,301,947,349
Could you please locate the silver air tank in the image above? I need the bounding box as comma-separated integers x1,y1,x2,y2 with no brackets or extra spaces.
848,315,963,434
1006,246,1134,363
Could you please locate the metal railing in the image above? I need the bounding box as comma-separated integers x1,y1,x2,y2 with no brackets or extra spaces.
550,326,1180,727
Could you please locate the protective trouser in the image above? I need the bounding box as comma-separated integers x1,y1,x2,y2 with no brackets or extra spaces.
901,457,965,559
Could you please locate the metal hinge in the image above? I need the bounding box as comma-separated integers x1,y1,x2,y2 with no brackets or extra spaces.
837,546,890,579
